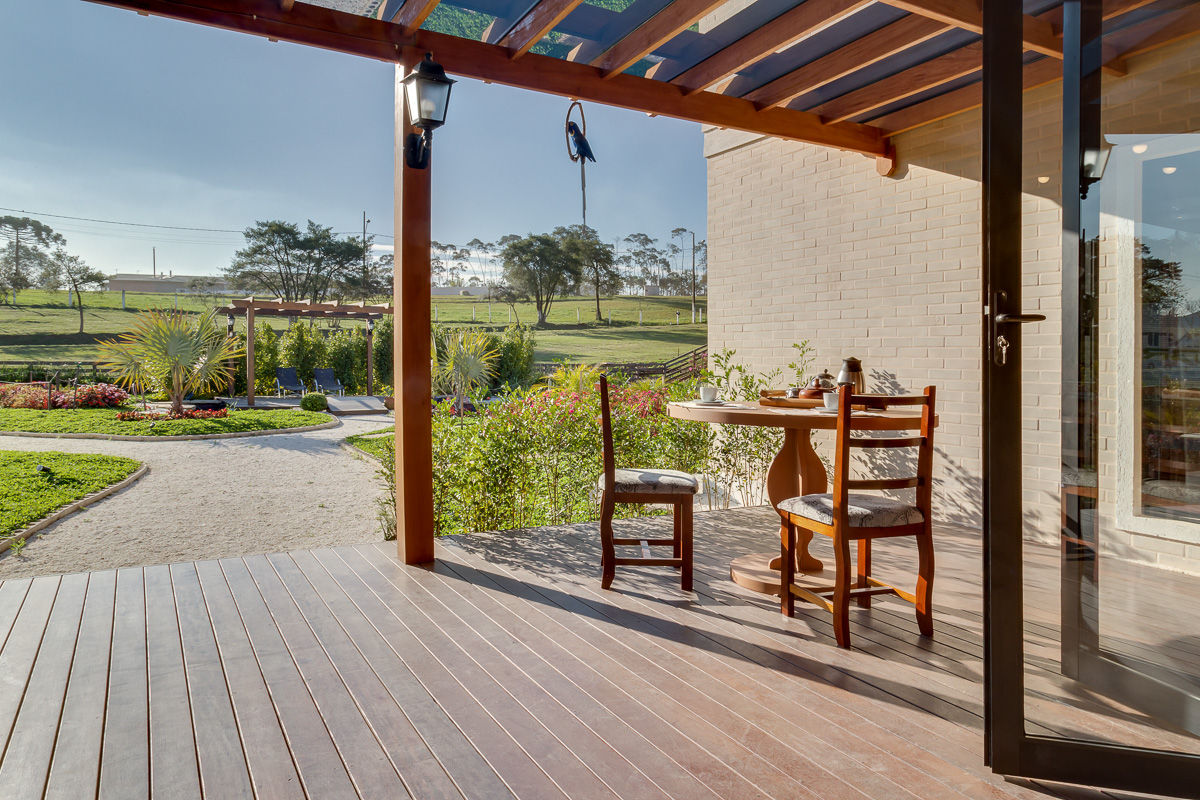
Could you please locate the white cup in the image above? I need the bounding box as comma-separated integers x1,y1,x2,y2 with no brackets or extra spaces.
822,391,839,410
698,384,718,403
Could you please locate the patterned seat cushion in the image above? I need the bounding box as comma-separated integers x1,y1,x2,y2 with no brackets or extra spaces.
778,493,924,528
598,468,699,495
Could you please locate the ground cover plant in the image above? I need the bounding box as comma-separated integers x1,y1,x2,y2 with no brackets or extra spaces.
0,450,141,537
0,407,328,436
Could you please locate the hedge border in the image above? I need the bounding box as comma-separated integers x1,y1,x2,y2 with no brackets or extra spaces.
0,415,340,441
1,463,150,556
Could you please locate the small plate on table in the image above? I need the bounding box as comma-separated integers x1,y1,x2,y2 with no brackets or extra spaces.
693,400,727,407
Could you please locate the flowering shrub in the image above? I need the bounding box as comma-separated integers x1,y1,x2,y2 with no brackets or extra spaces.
0,384,71,409
428,379,710,536
72,383,130,408
116,408,229,421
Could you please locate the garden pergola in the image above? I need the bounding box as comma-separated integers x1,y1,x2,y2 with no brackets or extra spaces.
215,297,392,405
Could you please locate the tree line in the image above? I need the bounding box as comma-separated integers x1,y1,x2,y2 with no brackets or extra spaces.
1,215,108,333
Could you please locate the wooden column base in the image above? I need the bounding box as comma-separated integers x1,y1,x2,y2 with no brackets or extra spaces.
731,551,824,596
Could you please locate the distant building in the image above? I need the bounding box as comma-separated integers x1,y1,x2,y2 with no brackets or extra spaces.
106,273,237,295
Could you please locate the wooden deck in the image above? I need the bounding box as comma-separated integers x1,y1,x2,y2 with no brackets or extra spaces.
0,507,1190,799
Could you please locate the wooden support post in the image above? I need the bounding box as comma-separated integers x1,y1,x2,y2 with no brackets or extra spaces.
246,306,256,407
394,63,436,565
366,323,375,396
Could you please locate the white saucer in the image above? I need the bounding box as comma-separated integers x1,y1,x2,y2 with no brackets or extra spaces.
694,400,727,406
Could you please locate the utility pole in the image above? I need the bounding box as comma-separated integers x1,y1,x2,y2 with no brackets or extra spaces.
362,211,371,302
152,246,156,277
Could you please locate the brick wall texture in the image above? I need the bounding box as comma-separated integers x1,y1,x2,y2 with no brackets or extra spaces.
704,38,1200,569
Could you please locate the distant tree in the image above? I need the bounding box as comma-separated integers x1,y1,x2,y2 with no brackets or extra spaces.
339,251,392,302
187,276,225,307
500,233,580,326
491,283,527,326
48,248,107,334
432,241,468,287
465,238,496,287
621,233,670,295
555,225,617,321
0,216,64,303
225,220,365,304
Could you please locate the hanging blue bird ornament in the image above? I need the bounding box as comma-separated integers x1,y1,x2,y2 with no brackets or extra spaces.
567,121,596,163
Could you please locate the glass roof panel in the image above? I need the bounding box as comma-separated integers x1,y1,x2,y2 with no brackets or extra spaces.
721,3,907,98
648,0,806,83
787,27,978,112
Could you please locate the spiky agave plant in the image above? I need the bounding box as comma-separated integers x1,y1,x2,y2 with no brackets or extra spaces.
98,310,245,415
435,329,498,412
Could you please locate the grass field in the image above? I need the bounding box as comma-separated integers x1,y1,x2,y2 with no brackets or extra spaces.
0,450,142,537
0,289,707,364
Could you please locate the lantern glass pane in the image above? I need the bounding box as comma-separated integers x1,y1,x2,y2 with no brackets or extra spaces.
421,82,451,125
404,78,422,127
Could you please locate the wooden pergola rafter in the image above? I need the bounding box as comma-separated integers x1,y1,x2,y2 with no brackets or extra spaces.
82,0,1200,567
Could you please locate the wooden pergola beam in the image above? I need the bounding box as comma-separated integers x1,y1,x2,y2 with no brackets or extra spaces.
666,0,870,96
877,0,1062,59
742,13,948,109
810,41,982,124
393,0,441,34
498,0,585,58
87,0,890,157
594,0,729,79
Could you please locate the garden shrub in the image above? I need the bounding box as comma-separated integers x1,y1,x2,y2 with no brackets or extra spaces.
300,392,328,412
491,325,536,391
281,323,327,386
0,384,70,409
325,328,368,392
373,316,394,387
72,383,129,408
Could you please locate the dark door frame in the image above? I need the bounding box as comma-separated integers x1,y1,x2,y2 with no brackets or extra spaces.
982,0,1200,795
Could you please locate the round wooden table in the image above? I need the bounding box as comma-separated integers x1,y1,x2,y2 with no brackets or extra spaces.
667,400,937,595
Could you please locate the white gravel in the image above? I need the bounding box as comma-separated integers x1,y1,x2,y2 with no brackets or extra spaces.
0,415,394,580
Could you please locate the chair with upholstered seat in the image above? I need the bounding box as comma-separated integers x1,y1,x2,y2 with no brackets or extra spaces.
779,384,936,648
597,374,699,590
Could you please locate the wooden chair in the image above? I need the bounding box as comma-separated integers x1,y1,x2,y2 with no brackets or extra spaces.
779,384,936,648
597,374,699,590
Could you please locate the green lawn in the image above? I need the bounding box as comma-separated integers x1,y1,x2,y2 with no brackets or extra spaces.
0,289,706,364
0,451,141,537
346,426,394,461
0,408,330,436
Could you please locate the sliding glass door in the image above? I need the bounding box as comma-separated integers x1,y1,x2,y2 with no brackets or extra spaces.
984,0,1200,795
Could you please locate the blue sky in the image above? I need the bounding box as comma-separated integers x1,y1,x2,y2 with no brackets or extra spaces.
0,0,707,276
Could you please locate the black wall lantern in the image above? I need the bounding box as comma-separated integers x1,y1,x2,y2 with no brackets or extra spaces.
226,313,235,336
402,53,455,170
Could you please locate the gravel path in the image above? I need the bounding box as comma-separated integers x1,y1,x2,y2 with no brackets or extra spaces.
0,415,394,580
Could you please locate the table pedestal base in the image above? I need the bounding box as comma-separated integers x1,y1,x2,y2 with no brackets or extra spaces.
730,553,788,595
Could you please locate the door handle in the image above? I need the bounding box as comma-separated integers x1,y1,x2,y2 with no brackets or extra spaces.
995,313,1046,324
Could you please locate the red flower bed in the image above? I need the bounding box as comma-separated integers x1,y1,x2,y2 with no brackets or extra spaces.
0,384,71,409
73,383,129,408
116,408,229,422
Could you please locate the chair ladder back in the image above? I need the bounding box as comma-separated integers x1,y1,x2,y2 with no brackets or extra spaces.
831,385,937,525
598,374,616,485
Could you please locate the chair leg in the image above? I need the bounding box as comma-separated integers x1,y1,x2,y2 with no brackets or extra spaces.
600,492,616,590
781,520,796,617
833,531,852,648
673,501,682,562
915,527,935,637
680,498,693,592
856,539,872,609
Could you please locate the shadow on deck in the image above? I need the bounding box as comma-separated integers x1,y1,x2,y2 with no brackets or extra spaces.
0,507,1191,798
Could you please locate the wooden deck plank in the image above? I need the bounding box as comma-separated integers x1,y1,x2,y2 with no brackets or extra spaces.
369,550,735,800
442,527,1050,800
169,562,257,799
263,551,470,799
0,577,60,757
0,578,32,654
314,547,573,800
429,540,1006,800
434,534,1012,800
98,568,149,800
345,546,683,800
350,544,827,800
193,558,359,800
0,573,87,800
286,549,514,800
232,554,413,799
43,570,116,800
334,547,623,800
144,565,202,799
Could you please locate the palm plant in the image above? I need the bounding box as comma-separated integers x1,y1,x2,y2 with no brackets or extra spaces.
98,310,245,415
434,329,498,411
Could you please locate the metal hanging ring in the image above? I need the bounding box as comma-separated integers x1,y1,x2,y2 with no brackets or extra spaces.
565,100,586,163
